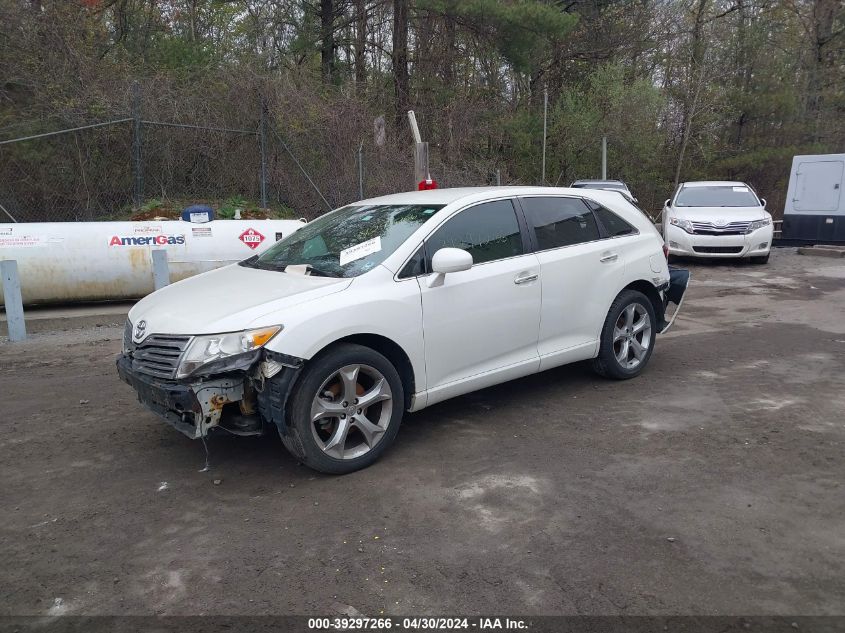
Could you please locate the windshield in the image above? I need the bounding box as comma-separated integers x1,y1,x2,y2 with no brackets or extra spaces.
248,204,444,277
675,185,760,207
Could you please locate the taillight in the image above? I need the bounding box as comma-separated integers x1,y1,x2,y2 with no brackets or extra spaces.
663,243,669,259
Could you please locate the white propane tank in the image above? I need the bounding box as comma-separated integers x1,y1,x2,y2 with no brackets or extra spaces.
0,218,305,306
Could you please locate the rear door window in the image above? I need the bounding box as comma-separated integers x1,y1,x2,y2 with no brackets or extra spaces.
521,197,601,249
425,200,524,266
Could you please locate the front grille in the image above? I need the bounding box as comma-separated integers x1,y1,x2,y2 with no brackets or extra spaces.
691,220,750,236
131,334,192,379
692,246,743,254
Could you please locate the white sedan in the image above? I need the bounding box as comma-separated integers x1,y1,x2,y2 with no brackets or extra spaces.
663,181,773,263
118,187,689,474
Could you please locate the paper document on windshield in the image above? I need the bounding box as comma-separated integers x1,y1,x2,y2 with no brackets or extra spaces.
339,236,382,266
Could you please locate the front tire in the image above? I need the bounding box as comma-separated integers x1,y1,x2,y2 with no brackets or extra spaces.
750,253,770,264
281,343,404,474
592,290,657,380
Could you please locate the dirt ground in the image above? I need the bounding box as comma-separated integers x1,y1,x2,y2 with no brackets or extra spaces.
1,249,844,617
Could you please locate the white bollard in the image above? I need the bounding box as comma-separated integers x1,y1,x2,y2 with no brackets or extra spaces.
1,260,26,341
151,249,170,290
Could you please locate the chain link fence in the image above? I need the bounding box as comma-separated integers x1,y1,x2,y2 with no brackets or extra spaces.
0,114,268,223
0,120,134,222
0,85,502,223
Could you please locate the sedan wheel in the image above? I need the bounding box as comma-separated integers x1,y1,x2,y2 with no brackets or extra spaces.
593,289,657,380
310,364,393,460
612,304,652,370
281,343,404,474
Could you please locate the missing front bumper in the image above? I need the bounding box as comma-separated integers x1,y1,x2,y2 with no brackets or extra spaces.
117,355,249,439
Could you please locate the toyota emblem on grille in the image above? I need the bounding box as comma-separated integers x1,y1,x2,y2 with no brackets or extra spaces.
715,219,728,227
134,320,147,339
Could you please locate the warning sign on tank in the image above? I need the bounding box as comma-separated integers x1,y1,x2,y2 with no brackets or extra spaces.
239,228,265,250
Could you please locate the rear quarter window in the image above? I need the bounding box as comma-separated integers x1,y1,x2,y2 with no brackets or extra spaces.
521,197,601,249
588,203,638,237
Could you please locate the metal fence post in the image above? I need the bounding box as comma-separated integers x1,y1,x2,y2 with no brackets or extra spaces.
541,87,548,185
151,250,170,290
1,260,26,342
259,96,268,209
602,135,607,180
358,141,364,200
131,81,143,209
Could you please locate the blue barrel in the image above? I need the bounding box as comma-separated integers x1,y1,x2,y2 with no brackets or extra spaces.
182,205,215,223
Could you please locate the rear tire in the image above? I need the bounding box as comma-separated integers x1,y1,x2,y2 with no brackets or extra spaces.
592,290,657,380
281,343,404,474
750,253,770,264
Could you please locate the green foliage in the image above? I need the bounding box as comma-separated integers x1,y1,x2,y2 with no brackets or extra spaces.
218,195,250,219
435,0,578,74
0,0,842,221
500,64,666,205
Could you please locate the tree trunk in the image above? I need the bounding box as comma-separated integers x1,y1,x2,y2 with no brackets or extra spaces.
320,0,335,83
674,0,709,189
392,0,410,127
808,0,840,141
443,10,456,87
354,0,367,87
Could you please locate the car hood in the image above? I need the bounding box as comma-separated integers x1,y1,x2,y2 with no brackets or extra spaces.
128,263,352,336
669,206,768,222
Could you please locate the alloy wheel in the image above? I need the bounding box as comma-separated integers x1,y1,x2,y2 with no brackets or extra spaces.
613,304,652,370
310,364,393,460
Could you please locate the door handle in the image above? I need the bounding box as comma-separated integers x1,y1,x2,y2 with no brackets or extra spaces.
599,253,618,263
514,272,539,285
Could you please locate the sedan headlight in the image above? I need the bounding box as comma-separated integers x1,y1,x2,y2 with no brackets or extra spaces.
668,217,694,234
745,217,772,233
176,325,282,378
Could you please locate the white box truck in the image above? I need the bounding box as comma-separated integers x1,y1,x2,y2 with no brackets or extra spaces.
782,154,845,244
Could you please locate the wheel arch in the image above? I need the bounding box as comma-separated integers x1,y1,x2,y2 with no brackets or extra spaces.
311,333,416,411
621,280,664,324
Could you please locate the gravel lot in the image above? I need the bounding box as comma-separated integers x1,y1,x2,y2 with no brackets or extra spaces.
1,249,844,617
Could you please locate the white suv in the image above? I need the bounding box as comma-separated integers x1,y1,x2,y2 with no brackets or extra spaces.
117,187,688,474
663,181,773,263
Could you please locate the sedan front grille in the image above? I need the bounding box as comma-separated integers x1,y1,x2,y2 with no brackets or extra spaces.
130,334,192,379
692,246,743,254
691,221,750,236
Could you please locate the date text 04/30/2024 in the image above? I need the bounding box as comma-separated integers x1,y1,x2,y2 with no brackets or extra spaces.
307,617,529,630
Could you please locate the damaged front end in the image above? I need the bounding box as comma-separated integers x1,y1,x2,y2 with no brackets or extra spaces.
116,322,303,439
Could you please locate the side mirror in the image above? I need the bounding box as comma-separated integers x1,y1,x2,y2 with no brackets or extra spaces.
431,248,473,273
664,199,671,208
427,248,473,287
760,198,767,208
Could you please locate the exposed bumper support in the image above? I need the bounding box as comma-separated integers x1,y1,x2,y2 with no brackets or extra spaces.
256,350,304,437
116,350,304,439
658,267,691,334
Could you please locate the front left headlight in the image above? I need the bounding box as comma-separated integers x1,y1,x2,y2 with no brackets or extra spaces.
177,325,282,379
669,217,694,234
745,217,772,233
